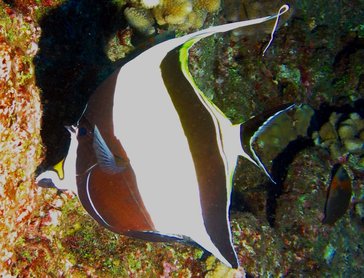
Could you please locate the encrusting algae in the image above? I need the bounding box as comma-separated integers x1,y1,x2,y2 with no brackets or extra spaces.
0,2,46,275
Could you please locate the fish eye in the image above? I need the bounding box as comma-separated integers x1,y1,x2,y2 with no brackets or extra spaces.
79,127,87,136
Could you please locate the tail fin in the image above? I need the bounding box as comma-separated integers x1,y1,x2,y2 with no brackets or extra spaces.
239,104,296,182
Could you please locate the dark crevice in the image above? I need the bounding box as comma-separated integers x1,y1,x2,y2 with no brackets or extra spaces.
230,189,254,214
34,0,128,172
266,137,314,226
333,37,364,73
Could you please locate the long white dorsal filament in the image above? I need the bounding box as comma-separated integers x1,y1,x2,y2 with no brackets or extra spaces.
262,4,290,56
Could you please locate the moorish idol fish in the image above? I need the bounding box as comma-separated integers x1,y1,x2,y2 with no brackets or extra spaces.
37,5,290,268
322,165,352,225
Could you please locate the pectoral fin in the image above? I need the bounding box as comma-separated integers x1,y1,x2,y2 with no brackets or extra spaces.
93,125,126,174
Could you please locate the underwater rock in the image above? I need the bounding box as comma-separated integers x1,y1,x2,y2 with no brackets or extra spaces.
313,111,364,167
359,156,364,169
230,213,284,277
106,27,134,62
318,121,338,146
0,2,45,275
0,43,12,82
343,138,364,155
338,124,357,140
352,185,364,224
276,64,301,88
273,148,333,274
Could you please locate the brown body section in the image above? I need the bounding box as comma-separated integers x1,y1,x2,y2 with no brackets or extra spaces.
86,165,154,232
75,69,155,233
322,165,352,225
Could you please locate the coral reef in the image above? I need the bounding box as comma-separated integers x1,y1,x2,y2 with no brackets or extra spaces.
137,0,221,31
0,1,49,275
194,0,221,13
152,0,221,28
140,0,160,9
153,0,193,26
107,0,222,61
124,6,155,35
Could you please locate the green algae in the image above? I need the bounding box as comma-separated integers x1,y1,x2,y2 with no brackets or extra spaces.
323,243,336,265
351,24,364,38
276,64,301,88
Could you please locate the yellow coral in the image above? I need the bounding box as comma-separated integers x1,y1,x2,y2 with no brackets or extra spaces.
194,0,220,13
153,0,193,25
140,0,161,9
205,256,245,278
124,6,155,35
181,9,207,30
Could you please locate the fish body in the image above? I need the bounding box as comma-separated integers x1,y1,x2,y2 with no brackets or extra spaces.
322,165,352,225
37,5,290,268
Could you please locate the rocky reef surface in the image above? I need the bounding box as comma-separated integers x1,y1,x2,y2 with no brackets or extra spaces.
0,0,363,276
